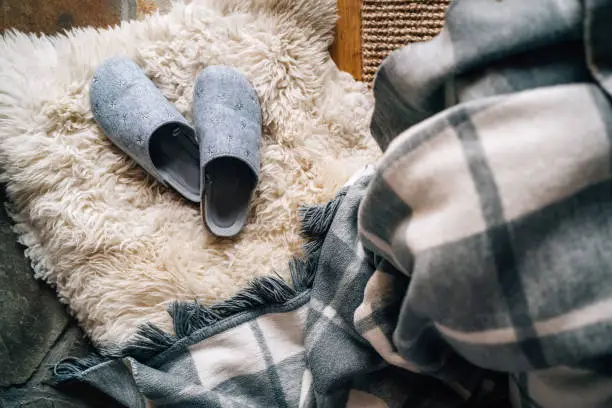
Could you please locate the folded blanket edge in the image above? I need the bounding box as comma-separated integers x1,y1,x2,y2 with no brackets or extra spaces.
50,187,349,385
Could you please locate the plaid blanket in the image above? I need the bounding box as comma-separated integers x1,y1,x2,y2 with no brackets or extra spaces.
54,170,488,407
53,170,485,407
54,0,612,407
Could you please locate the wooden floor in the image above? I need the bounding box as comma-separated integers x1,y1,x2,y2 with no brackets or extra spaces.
330,0,362,80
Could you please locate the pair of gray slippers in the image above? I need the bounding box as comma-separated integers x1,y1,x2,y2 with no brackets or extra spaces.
91,57,261,237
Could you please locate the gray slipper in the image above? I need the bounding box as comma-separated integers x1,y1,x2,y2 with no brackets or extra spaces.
193,66,262,237
90,56,200,202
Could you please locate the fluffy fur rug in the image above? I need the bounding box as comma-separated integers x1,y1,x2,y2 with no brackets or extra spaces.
0,0,378,345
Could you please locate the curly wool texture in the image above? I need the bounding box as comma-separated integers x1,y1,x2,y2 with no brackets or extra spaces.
0,0,378,346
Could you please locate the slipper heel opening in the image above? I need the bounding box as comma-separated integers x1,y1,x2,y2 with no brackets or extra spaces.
204,157,257,236
149,122,200,201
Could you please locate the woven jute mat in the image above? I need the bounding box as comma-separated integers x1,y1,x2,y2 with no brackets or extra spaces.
361,0,450,83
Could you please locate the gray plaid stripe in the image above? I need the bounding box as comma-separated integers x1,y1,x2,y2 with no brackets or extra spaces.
312,233,372,318
308,298,367,346
358,178,412,248
354,312,386,336
354,315,378,335
370,67,434,151
250,321,289,408
441,311,612,372
449,108,547,368
203,354,307,408
354,302,402,335
455,43,591,102
374,104,458,167
406,235,510,331
506,179,612,321
158,349,201,384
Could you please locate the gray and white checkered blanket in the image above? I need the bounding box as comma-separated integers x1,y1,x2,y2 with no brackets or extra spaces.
55,169,487,407
55,0,612,407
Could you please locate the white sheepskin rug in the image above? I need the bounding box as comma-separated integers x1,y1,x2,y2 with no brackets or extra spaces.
0,0,378,346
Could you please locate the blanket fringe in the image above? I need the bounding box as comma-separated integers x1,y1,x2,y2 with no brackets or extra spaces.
52,354,107,383
298,190,345,256
53,190,346,382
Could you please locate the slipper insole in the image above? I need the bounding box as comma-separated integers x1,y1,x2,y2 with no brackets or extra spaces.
205,158,256,229
150,123,200,198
